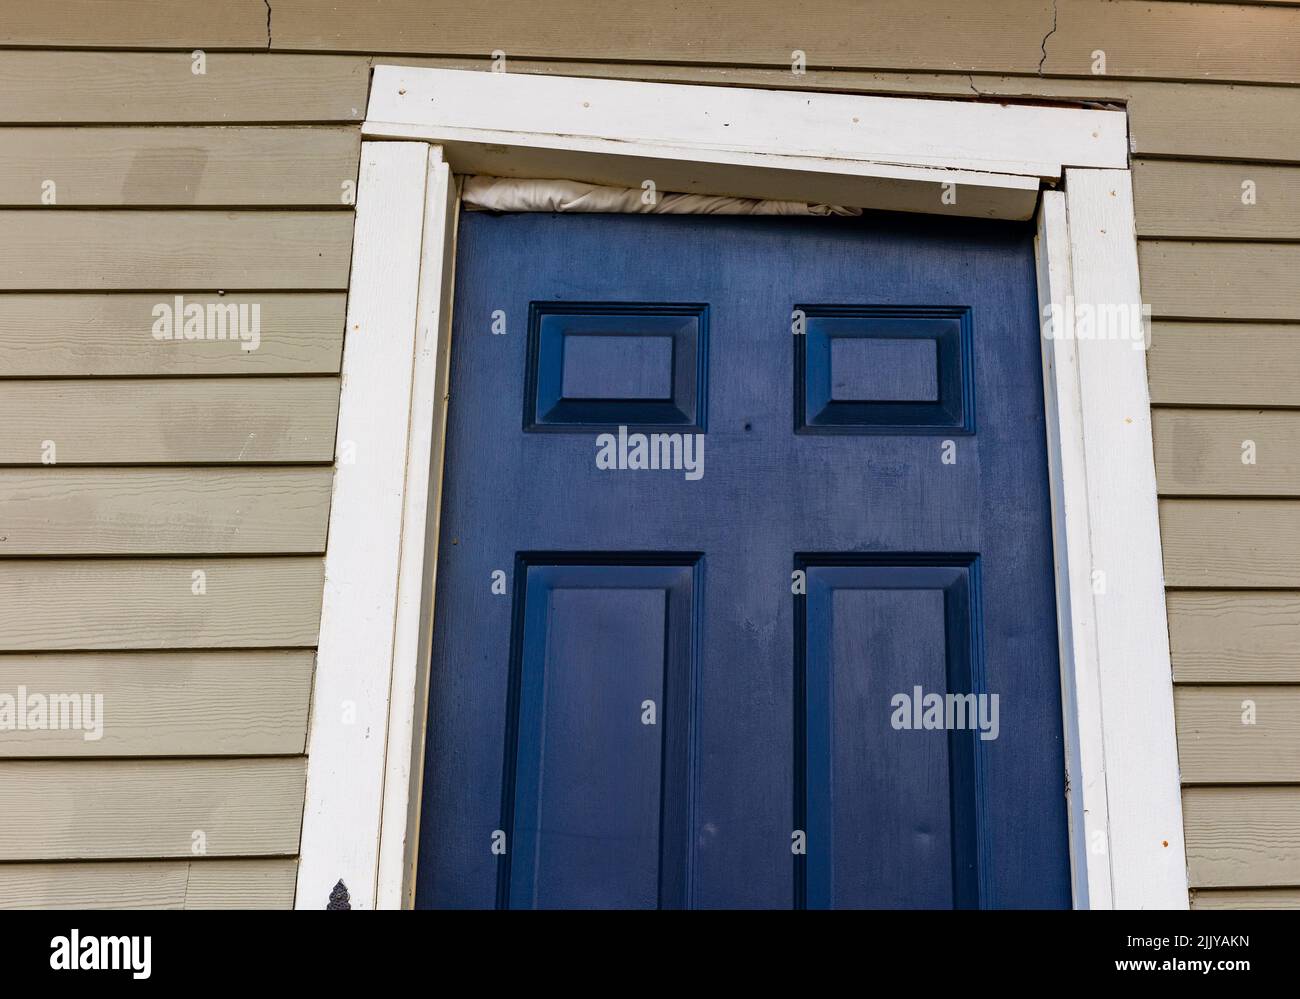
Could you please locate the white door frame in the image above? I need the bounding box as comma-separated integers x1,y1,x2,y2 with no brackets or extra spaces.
296,67,1188,911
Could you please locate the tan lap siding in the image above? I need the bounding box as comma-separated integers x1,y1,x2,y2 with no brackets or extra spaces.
1,0,1297,907
0,55,359,907
0,859,300,910
1140,140,1300,897
0,559,325,651
0,378,339,463
0,127,360,208
0,759,307,860
0,652,314,757
0,294,346,376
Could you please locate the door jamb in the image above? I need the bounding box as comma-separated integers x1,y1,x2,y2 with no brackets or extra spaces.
296,66,1188,910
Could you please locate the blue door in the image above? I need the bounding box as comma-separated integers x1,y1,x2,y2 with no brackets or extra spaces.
416,211,1071,909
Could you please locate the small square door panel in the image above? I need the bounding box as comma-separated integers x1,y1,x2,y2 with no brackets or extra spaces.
526,303,707,431
799,306,973,434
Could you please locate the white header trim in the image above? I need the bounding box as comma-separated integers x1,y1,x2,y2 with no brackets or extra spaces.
366,67,1128,179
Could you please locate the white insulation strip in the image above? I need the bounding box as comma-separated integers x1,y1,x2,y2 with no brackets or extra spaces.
461,175,863,216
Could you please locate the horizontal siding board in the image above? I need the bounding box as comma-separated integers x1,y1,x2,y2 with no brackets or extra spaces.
1153,409,1300,496
275,0,1054,70
0,1,270,48
0,52,369,123
1148,323,1300,407
0,651,312,757
1176,686,1300,783
0,758,306,860
0,377,339,464
1161,499,1300,587
1139,242,1300,321
0,293,345,377
1169,592,1300,683
0,127,360,207
1042,1,1300,84
0,858,298,910
1127,81,1300,162
0,468,332,555
263,0,1300,85
1183,786,1300,888
0,557,324,650
3,1,1296,82
1132,159,1300,240
0,211,353,290
1193,888,1300,909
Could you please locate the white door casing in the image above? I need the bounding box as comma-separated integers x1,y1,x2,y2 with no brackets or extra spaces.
296,67,1187,911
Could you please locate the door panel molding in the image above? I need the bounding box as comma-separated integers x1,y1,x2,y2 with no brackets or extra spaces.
501,555,699,909
296,67,1186,910
796,554,985,910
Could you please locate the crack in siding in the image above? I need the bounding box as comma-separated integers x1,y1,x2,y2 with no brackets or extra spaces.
264,1,272,50
1038,0,1059,75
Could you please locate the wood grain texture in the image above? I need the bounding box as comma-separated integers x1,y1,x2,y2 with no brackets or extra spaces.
1125,81,1300,162
0,467,332,555
1192,888,1300,909
0,127,360,207
1149,323,1300,406
1175,686,1300,783
1169,592,1300,683
1183,786,1300,888
0,558,324,650
0,211,353,290
0,0,1293,74
0,1,270,47
0,650,313,757
263,0,1300,85
1140,242,1300,321
0,52,369,123
1154,409,1300,496
0,858,298,910
1161,499,1300,587
133,1,1058,68
0,293,345,377
0,377,338,464
0,758,306,860
1133,159,1300,240
1042,1,1300,84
